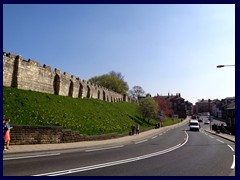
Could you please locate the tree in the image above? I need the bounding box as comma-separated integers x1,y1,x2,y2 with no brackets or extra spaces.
138,97,158,122
88,71,129,95
146,93,151,97
109,71,124,81
129,86,145,99
154,96,174,118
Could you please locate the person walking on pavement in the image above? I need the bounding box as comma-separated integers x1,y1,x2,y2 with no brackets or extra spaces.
3,119,6,150
136,124,140,134
3,118,13,151
131,124,135,135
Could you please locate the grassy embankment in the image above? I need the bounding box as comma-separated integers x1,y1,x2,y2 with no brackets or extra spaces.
3,87,182,135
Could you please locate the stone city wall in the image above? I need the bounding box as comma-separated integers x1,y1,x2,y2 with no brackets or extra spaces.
3,52,139,145
10,125,153,145
10,125,130,145
3,52,134,102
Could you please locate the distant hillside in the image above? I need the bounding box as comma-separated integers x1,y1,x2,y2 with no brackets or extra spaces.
3,87,158,135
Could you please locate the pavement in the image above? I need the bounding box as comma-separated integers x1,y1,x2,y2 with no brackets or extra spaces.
204,129,235,143
3,119,235,155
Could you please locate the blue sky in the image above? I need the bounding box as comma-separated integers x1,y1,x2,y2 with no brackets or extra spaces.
3,4,235,104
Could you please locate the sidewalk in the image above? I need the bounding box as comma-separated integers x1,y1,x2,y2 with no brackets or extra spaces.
3,119,234,155
3,121,187,155
204,129,235,143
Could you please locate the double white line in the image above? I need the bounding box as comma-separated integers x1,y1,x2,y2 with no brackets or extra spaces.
34,131,188,176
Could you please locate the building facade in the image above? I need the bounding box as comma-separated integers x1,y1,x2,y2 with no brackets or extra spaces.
154,93,193,119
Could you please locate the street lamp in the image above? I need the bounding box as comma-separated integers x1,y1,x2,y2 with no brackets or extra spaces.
216,65,235,68
216,64,235,132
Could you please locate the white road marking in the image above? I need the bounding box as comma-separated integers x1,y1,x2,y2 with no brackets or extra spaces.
85,145,124,152
134,139,148,144
33,131,189,176
216,139,225,143
231,155,235,169
159,133,163,136
3,153,61,161
209,135,214,139
227,145,235,152
151,136,158,139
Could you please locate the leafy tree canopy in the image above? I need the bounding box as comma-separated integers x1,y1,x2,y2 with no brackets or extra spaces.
138,97,158,121
88,71,129,95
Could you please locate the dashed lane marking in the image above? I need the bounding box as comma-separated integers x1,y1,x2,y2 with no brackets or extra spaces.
151,136,158,140
3,153,61,161
33,131,189,176
85,145,124,152
216,139,225,143
134,139,148,144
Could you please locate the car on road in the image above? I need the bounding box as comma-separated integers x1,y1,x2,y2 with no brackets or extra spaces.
189,119,200,131
204,120,210,124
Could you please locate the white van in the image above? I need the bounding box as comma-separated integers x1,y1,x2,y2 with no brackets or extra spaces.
189,119,200,131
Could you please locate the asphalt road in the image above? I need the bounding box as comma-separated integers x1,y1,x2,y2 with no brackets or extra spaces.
3,122,235,176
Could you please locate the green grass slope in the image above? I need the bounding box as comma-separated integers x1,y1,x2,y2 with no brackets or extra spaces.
3,87,159,135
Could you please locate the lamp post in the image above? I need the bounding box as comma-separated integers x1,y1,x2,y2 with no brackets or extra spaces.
209,116,212,131
216,64,235,132
216,65,235,68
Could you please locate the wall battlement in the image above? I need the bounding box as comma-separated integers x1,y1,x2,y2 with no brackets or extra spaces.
3,52,135,102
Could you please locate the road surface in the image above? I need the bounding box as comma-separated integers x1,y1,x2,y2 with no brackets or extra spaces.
3,122,235,176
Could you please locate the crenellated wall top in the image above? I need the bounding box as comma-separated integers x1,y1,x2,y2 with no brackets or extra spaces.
3,52,125,99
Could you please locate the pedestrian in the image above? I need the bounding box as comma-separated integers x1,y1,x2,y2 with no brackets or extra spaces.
155,123,160,129
3,118,13,151
131,124,135,135
136,124,140,134
3,119,6,150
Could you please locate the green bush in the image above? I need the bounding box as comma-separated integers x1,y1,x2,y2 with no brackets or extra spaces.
162,118,182,126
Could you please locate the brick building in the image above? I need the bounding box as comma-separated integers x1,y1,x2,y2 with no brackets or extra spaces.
154,93,193,119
